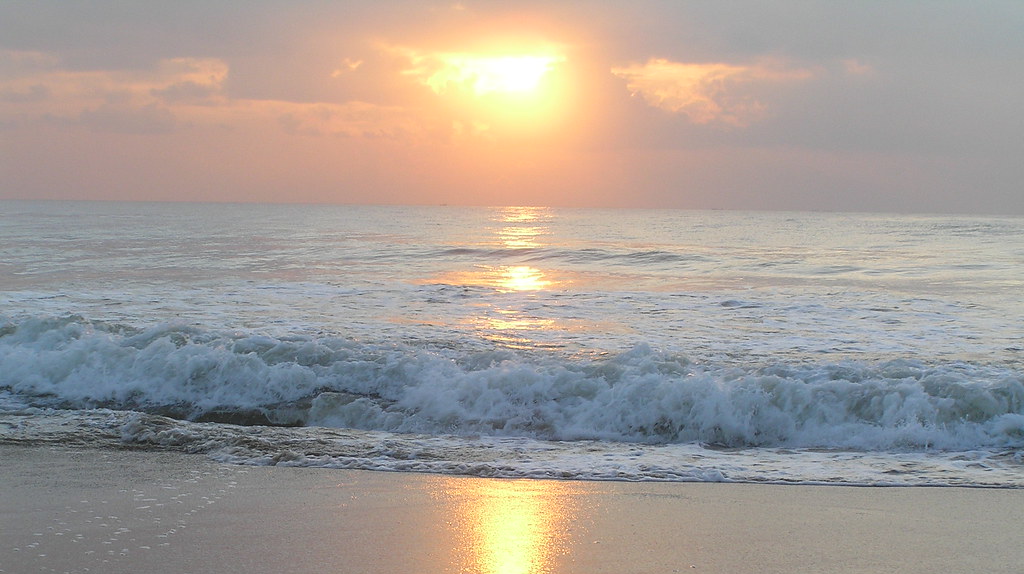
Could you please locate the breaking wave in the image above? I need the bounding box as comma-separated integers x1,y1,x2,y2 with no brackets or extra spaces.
3,316,1023,453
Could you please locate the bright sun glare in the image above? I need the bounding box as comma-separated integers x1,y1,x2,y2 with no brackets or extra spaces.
420,53,563,97
459,55,559,95
403,46,571,135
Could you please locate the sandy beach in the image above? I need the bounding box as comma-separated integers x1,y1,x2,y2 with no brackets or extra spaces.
1,444,1022,574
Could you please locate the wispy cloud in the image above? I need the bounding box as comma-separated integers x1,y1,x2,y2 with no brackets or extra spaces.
0,51,421,138
611,58,812,126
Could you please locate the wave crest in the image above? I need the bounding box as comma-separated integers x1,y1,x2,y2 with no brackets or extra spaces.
2,316,1023,451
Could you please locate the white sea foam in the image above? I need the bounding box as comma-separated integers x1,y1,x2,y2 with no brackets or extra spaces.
3,202,1023,486
2,316,1022,453
2,409,1021,486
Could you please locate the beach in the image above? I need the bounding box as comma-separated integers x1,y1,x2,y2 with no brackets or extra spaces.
5,2,1024,569
2,444,1022,574
3,203,1023,572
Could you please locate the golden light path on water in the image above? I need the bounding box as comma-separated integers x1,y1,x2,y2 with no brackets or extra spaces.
498,265,551,292
488,205,553,292
430,477,580,574
426,206,565,349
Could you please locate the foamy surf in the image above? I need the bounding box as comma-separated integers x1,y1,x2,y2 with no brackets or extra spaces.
2,316,1022,452
3,202,1022,486
1,408,1020,487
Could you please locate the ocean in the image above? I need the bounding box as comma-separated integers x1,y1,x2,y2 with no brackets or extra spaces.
2,200,1022,486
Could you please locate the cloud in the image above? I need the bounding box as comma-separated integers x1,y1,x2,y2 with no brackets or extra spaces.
152,80,222,103
0,55,227,126
842,59,874,76
0,52,425,139
611,58,812,126
331,58,364,78
400,49,564,96
149,58,228,104
0,50,56,107
76,102,177,134
0,49,60,74
275,100,422,138
0,83,50,103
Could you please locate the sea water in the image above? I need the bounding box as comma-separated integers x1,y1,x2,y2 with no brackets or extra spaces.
2,200,1022,486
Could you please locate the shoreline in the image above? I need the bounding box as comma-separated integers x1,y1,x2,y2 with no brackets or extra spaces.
2,444,1023,574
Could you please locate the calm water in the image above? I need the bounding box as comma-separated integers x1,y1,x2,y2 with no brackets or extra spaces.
2,201,1022,485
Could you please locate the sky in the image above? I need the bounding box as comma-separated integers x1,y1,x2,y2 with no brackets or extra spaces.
1,1,1022,214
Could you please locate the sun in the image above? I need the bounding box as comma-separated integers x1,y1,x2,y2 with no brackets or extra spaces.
400,44,572,138
453,55,560,95
408,50,564,97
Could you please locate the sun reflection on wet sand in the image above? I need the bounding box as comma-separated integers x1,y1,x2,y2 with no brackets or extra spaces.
430,476,580,574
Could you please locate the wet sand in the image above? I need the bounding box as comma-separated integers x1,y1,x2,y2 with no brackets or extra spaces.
2,444,1022,574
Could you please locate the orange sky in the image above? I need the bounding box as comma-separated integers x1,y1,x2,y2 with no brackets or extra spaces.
1,2,1023,213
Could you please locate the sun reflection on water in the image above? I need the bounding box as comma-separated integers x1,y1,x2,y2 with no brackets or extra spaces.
420,206,571,350
496,205,549,249
429,264,551,292
475,207,555,292
499,265,550,292
431,477,579,574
